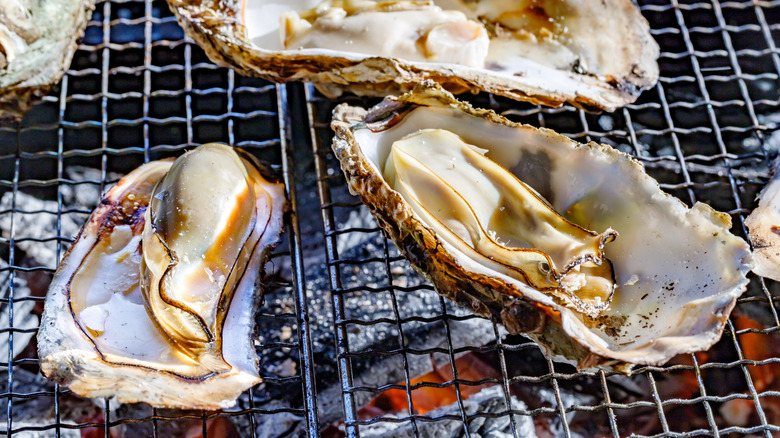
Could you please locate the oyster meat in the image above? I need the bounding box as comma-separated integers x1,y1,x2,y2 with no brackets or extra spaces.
37,144,286,409
0,0,95,119
331,82,752,370
745,160,780,281
167,0,659,111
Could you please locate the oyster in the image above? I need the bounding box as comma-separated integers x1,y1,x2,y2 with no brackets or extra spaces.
0,0,95,119
331,82,752,370
167,0,659,111
745,160,780,281
37,144,286,409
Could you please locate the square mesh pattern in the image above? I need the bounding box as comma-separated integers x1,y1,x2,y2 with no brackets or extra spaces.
0,0,779,437
307,0,780,437
0,1,316,436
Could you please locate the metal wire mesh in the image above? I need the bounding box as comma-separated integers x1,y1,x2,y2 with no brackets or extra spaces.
0,1,317,436
0,0,778,436
307,0,780,437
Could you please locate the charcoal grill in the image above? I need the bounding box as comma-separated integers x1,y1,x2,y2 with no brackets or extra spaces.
0,0,779,436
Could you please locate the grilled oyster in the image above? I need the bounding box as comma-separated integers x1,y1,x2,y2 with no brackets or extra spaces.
332,82,752,370
0,0,95,119
38,144,286,409
167,0,659,111
745,160,780,281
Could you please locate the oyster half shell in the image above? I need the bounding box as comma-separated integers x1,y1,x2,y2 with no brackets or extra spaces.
745,160,780,281
38,144,286,409
0,0,95,119
167,0,659,111
331,82,752,370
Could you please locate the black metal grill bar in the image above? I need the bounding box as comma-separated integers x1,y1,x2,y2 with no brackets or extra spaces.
437,295,474,437
307,83,360,438
277,82,320,437
5,132,19,436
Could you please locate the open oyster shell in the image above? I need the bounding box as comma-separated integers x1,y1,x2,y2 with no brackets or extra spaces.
745,159,780,281
331,82,752,370
0,0,95,119
167,0,659,111
38,144,286,409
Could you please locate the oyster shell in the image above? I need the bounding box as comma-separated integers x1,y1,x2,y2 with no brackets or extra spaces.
167,0,659,111
0,0,95,119
37,144,286,409
745,160,780,281
331,82,752,370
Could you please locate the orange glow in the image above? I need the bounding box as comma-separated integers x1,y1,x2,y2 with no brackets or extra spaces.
364,353,500,416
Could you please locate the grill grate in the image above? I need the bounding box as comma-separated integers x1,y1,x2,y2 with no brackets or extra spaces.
307,0,780,436
0,0,778,437
0,1,318,436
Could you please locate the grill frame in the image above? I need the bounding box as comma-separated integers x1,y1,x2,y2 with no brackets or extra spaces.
0,0,777,437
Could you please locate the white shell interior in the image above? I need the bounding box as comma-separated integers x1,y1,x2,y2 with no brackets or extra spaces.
242,0,645,105
39,156,287,408
745,160,780,281
354,105,751,363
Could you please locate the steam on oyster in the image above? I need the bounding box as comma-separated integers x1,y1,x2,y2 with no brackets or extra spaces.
37,144,286,409
0,0,95,119
167,0,659,111
331,82,752,371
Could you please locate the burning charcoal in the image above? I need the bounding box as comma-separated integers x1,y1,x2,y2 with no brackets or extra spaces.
60,166,122,209
0,191,83,268
717,313,780,428
357,386,535,438
0,258,37,359
359,352,500,417
253,411,305,437
0,368,99,437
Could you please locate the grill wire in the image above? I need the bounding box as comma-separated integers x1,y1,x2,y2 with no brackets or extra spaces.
0,0,777,436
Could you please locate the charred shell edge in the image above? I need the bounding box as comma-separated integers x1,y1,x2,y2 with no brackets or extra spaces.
166,0,658,111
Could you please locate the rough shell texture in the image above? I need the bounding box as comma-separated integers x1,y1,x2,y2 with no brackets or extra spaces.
331,82,752,371
745,159,780,281
166,0,659,111
0,0,95,119
37,146,286,409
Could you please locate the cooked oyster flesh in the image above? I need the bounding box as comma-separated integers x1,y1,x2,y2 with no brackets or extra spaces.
142,144,272,372
282,1,490,67
38,144,286,408
67,161,178,368
385,129,616,315
434,0,639,78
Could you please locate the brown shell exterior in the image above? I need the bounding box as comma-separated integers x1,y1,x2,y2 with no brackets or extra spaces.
0,0,96,120
166,0,658,111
